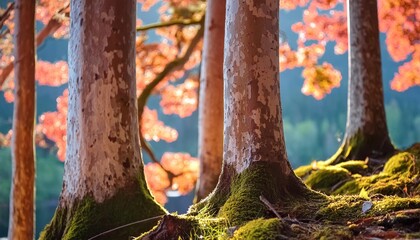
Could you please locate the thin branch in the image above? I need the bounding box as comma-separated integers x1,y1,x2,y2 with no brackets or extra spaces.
140,134,165,170
0,2,14,29
87,215,165,240
0,4,69,88
136,18,202,32
137,18,204,187
259,195,283,220
137,18,204,120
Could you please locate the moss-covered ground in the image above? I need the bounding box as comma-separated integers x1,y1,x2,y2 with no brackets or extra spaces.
137,194,420,239
39,175,166,240
135,146,420,239
296,143,420,197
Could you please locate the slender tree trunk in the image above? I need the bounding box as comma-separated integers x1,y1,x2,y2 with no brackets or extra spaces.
195,0,317,225
8,0,36,239
195,0,225,202
329,0,394,164
40,1,165,239
143,2,321,238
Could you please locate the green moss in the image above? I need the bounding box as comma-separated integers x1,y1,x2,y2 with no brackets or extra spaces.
300,143,420,197
332,179,362,195
218,164,281,226
39,176,166,240
383,147,419,176
294,165,313,178
336,160,368,174
232,218,283,240
304,166,351,193
316,195,420,223
316,195,366,221
370,196,420,215
310,226,352,240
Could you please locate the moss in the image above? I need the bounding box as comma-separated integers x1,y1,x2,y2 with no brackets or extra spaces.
304,166,351,193
310,225,353,240
325,129,395,165
294,165,313,178
232,218,283,240
217,164,282,226
300,143,420,197
316,195,420,223
332,178,362,195
39,176,166,240
369,196,420,215
336,160,368,174
383,147,419,176
316,195,366,221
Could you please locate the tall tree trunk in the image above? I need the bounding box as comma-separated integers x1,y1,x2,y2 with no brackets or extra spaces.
329,0,394,164
193,0,318,225
8,0,36,239
194,0,225,202
143,2,322,238
40,1,165,239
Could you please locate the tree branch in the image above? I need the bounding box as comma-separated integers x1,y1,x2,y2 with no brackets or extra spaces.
136,18,202,32
137,18,204,120
137,18,204,184
0,2,14,29
0,4,69,88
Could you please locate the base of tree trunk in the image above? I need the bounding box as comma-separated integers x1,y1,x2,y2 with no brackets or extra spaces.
193,161,324,223
137,159,420,239
140,161,326,239
39,178,166,240
326,130,395,166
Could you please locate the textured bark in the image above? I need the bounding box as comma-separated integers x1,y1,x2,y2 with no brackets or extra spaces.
143,2,319,238
40,0,165,239
330,0,394,164
8,0,36,239
224,0,292,174
215,0,308,205
195,0,225,202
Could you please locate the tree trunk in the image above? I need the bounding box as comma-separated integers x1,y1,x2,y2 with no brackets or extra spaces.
193,0,319,225
40,1,165,239
194,0,225,202
8,0,36,239
142,2,322,238
329,0,394,164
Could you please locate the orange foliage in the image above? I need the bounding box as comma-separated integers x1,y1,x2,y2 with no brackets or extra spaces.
38,90,68,161
142,107,179,142
160,77,198,117
391,46,420,92
301,63,342,99
144,152,199,204
36,61,69,86
36,0,70,38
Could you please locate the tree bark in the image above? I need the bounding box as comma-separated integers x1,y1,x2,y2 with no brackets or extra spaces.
216,0,309,200
194,0,225,202
40,1,165,239
329,0,394,164
193,0,317,225
143,2,321,238
8,0,36,239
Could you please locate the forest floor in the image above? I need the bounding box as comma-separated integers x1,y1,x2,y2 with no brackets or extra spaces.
136,143,420,239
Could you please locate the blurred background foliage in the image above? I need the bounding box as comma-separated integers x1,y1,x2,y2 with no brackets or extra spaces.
0,1,419,238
